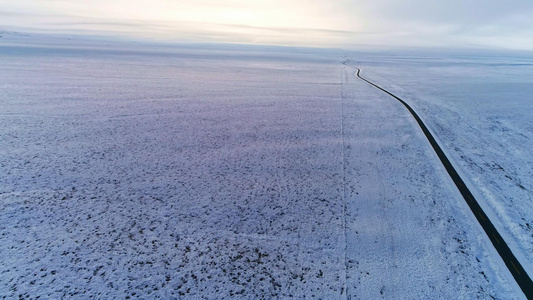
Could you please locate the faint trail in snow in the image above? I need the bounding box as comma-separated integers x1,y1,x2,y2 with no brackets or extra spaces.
344,60,533,299
340,64,349,299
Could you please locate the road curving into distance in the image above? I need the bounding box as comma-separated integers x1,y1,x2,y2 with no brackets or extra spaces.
344,61,533,299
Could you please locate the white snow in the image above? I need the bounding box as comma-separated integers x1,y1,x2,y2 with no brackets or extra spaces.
0,33,526,298
356,53,533,280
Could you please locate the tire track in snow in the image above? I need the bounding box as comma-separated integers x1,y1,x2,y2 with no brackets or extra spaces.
345,61,533,299
340,64,349,299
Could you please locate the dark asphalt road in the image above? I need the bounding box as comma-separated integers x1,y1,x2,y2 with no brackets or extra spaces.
347,62,533,299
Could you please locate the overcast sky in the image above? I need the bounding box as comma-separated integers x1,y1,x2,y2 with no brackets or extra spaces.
1,0,533,50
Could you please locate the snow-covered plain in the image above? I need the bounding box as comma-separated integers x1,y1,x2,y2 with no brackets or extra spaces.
355,53,533,280
0,34,525,298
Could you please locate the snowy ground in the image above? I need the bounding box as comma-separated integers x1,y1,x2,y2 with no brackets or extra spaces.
0,34,524,298
355,53,533,279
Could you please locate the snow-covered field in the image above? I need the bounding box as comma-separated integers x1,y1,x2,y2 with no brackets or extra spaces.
355,53,533,280
0,34,526,298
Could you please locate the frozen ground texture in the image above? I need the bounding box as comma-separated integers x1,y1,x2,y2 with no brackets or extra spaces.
0,34,524,298
357,53,533,279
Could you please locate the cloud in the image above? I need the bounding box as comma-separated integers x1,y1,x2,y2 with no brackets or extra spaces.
1,0,533,50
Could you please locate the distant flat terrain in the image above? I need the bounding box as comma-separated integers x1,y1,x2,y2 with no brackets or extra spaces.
0,37,524,298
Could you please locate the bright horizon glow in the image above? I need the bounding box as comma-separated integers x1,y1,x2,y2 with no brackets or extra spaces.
1,0,533,51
